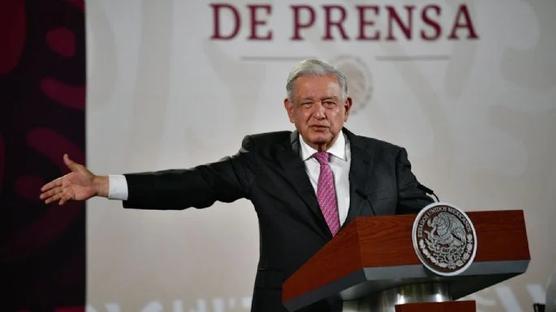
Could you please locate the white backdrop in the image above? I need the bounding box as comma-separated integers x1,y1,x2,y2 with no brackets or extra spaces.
86,1,556,311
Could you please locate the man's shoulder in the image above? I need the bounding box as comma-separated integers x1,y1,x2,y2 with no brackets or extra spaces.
346,130,403,153
245,131,292,142
239,131,293,152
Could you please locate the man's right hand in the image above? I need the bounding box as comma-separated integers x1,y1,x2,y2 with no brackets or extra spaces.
40,154,109,205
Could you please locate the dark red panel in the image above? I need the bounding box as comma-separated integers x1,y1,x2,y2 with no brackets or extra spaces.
0,0,86,310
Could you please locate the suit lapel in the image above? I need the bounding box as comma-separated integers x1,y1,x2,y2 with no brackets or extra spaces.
275,132,331,239
274,130,376,236
345,129,374,226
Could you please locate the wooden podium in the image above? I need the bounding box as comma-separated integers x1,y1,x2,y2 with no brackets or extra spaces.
282,210,530,312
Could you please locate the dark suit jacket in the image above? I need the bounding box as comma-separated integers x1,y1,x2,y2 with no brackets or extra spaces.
122,128,432,312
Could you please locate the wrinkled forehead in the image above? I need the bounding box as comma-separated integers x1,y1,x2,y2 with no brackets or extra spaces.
291,74,343,99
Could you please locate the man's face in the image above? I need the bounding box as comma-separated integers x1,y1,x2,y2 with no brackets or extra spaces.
284,74,352,151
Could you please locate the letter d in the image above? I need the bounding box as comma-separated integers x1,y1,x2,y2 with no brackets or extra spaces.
210,3,241,40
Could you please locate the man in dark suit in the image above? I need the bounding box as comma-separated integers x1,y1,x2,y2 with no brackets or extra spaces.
40,59,432,311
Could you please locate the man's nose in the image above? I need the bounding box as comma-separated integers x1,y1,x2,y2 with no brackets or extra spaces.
312,101,326,119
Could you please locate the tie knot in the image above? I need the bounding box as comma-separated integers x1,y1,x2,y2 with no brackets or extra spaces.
313,151,330,165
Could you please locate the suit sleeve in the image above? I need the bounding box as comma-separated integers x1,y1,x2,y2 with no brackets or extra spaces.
122,136,255,210
395,148,434,214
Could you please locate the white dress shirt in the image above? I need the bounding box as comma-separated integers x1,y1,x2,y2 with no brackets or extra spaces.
298,133,351,226
108,133,352,226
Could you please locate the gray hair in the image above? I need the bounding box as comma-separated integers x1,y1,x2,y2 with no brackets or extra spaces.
286,59,348,101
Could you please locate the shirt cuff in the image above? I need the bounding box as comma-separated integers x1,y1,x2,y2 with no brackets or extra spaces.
108,174,129,200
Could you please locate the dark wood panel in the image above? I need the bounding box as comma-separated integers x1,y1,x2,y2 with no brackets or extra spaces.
395,300,476,312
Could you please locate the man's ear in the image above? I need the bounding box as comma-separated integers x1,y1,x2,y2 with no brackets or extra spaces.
344,97,353,121
284,98,295,123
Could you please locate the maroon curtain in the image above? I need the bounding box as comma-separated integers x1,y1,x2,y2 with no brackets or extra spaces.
1,0,86,310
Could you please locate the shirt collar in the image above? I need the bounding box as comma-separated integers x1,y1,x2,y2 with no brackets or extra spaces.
299,132,347,161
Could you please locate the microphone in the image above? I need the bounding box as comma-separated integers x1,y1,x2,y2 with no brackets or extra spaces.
355,189,377,216
417,183,439,202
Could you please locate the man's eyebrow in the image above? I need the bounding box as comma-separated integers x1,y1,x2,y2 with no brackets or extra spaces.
321,96,339,100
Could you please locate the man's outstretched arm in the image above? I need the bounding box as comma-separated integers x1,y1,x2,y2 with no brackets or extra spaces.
40,154,109,205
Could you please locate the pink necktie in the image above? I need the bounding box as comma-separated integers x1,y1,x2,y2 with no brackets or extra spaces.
314,151,340,236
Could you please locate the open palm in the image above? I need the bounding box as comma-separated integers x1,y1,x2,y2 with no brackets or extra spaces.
40,154,101,205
